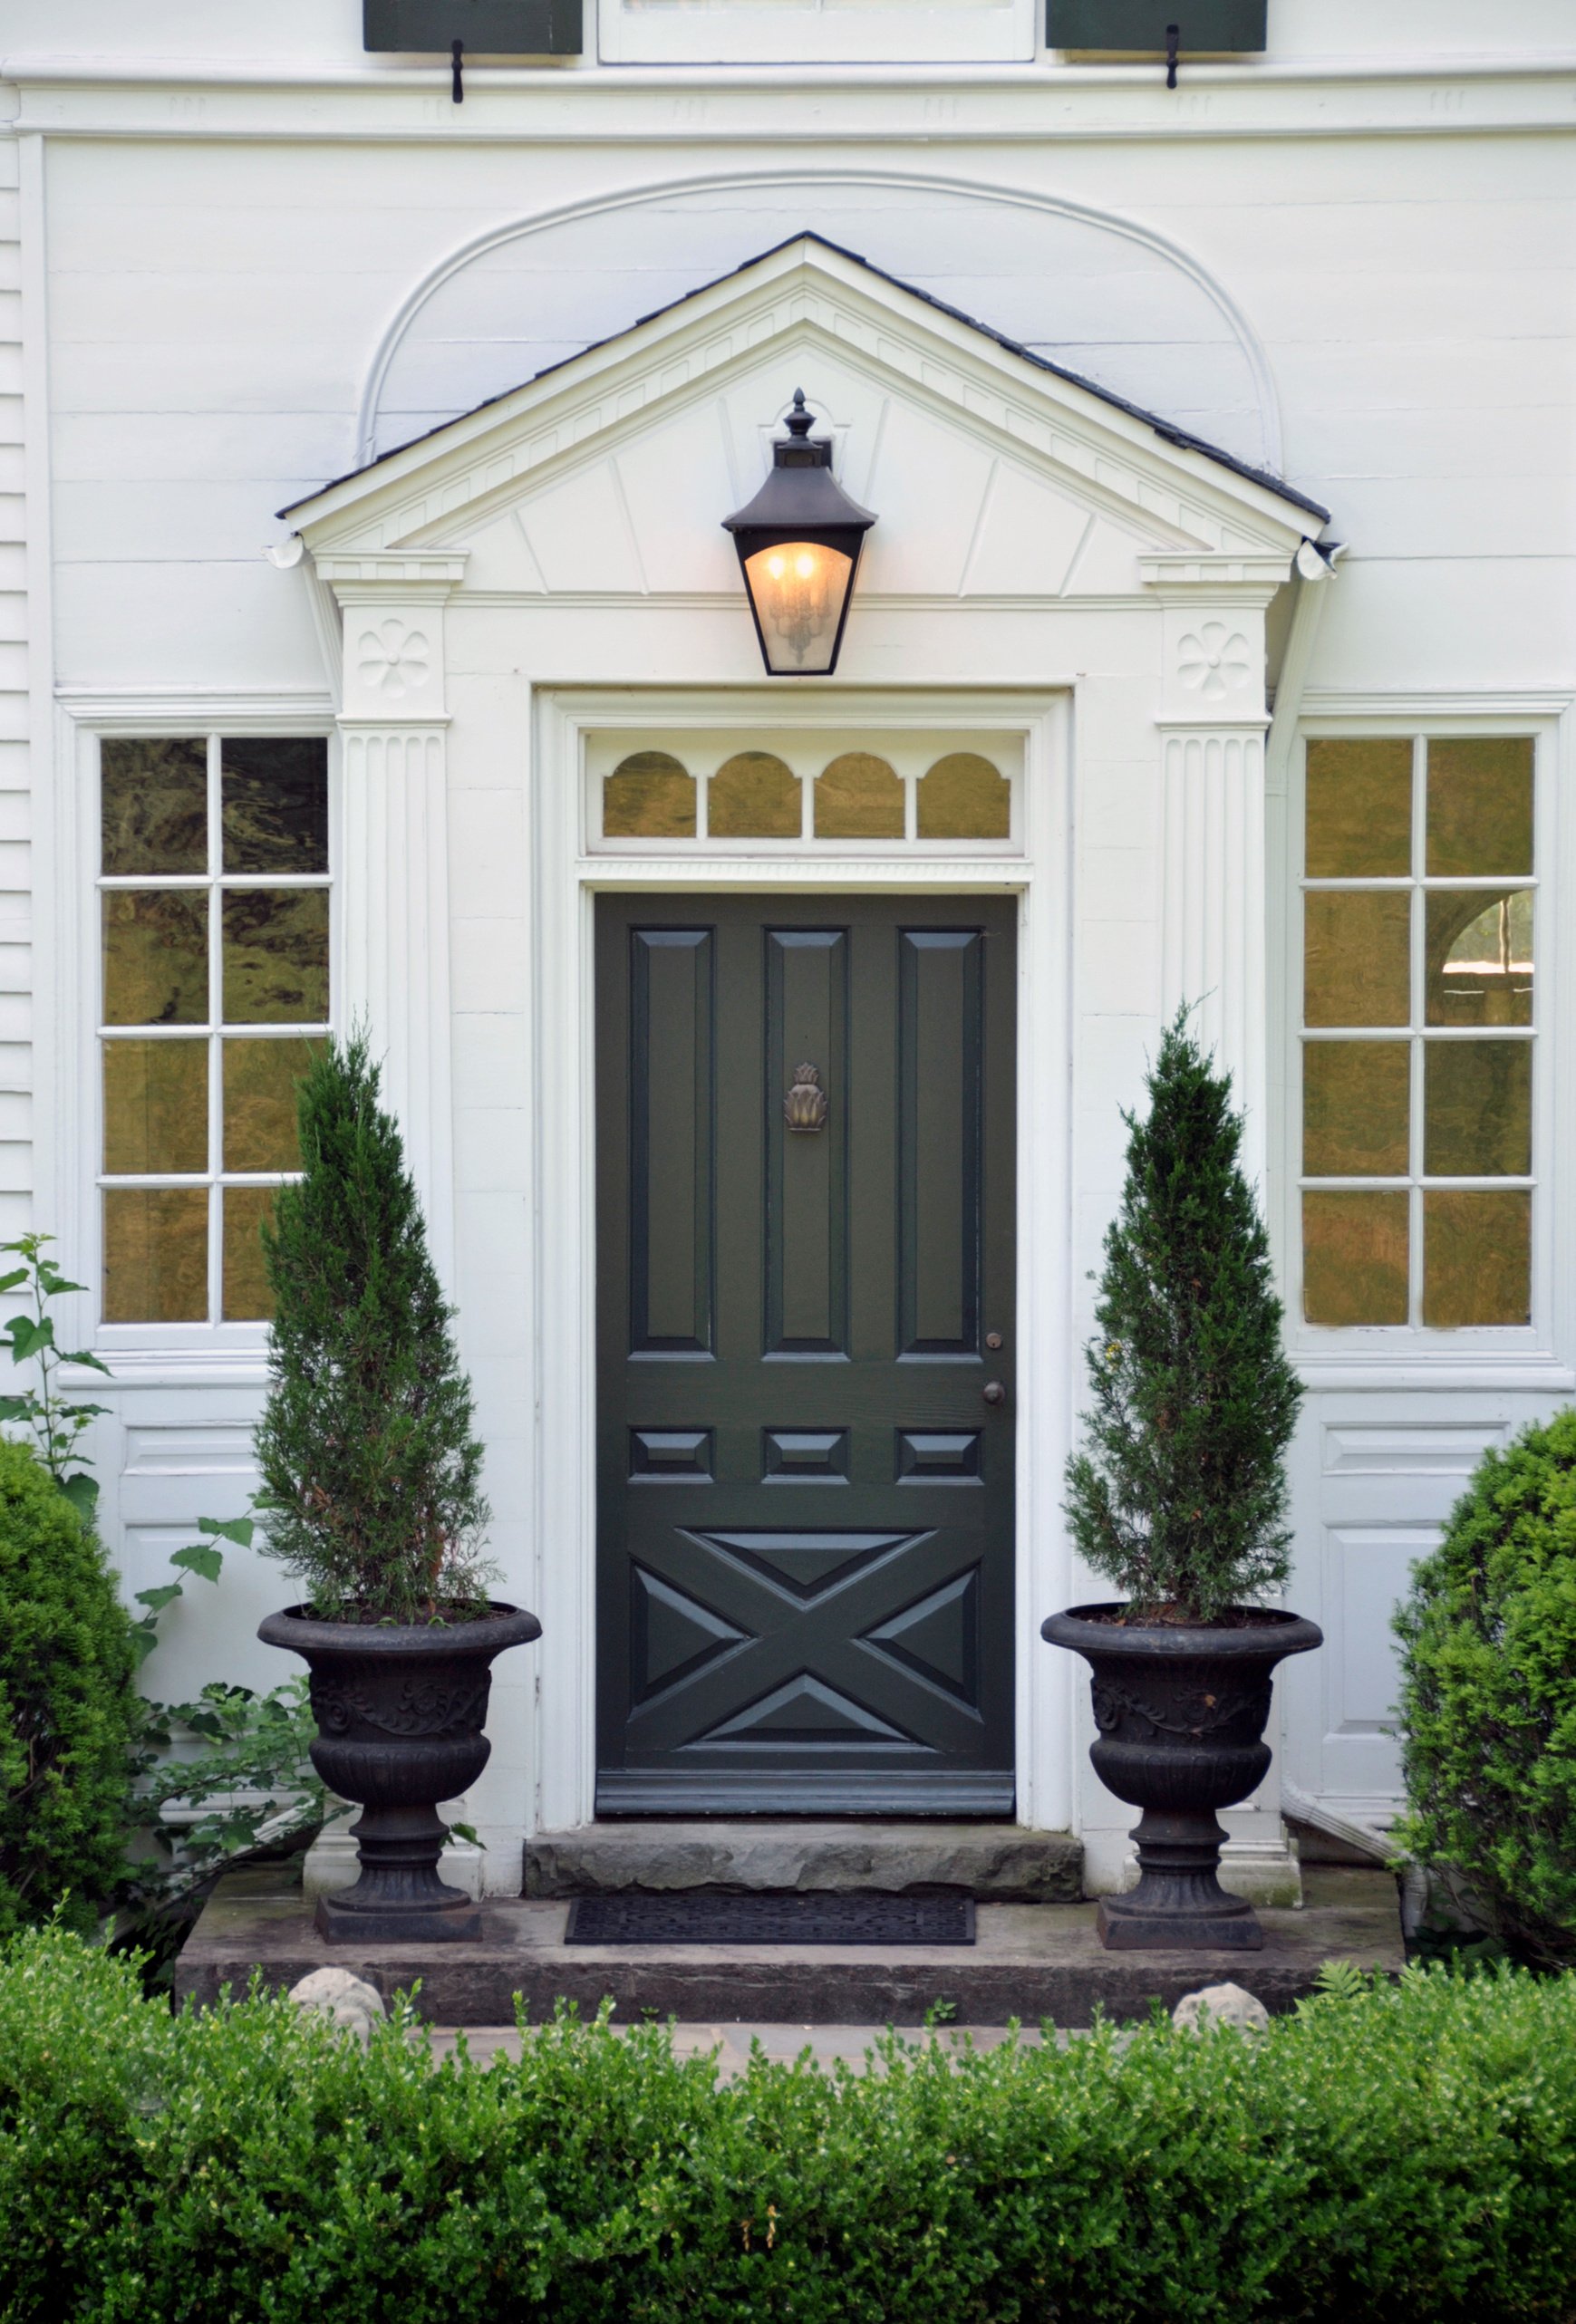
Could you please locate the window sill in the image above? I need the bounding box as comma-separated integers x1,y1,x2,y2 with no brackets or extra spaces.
1292,1348,1575,1393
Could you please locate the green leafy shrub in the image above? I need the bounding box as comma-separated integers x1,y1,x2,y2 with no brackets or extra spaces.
1065,1011,1303,1621
255,1032,492,1623
1395,1406,1576,1969
0,1441,138,1937
4,1920,1576,2324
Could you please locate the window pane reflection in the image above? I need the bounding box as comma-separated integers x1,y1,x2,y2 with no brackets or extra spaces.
101,739,208,877
222,889,330,1023
1426,889,1532,1026
102,892,208,1026
221,738,329,874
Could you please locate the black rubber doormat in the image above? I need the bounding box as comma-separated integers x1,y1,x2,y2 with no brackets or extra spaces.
565,1892,977,1946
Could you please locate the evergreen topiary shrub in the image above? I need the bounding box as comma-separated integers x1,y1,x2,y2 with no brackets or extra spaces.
0,1437,138,1937
1064,1011,1303,1622
1394,1406,1576,1970
254,1032,492,1623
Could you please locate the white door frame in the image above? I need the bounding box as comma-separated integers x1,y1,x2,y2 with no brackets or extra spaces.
525,683,1075,1837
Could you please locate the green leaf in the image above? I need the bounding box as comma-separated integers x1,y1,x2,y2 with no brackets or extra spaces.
0,1269,27,1294
198,1514,256,1549
59,1471,100,1518
5,1315,49,1362
62,1351,113,1377
130,1623,160,1668
0,1394,32,1421
171,1541,225,1584
448,1821,487,1850
135,1584,185,1613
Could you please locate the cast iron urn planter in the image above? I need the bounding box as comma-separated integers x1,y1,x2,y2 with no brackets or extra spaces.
259,1602,540,1943
1042,1605,1322,1951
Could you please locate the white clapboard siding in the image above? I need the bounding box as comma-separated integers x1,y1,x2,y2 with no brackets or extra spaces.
0,139,29,1242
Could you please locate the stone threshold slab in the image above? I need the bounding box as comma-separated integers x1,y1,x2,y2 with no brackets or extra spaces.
175,1867,1399,2028
524,1821,1083,1903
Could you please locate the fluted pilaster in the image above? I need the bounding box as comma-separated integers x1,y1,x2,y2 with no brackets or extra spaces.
337,720,455,1288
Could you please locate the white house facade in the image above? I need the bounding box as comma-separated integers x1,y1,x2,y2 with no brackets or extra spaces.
2,0,1571,1896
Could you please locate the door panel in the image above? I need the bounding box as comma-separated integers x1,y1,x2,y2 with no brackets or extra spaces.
596,892,1016,1814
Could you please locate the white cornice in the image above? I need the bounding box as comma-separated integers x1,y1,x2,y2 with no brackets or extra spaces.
2,59,1572,143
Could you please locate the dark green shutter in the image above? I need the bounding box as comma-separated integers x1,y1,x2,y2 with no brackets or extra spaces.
363,0,581,55
1049,2,1266,48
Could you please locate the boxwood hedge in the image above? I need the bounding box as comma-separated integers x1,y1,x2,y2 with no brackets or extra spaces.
3,1921,1575,2323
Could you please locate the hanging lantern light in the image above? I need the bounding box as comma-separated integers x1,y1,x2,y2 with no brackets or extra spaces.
722,391,876,676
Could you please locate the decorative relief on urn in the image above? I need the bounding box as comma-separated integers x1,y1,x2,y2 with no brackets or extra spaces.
784,1063,829,1133
310,1670,492,1738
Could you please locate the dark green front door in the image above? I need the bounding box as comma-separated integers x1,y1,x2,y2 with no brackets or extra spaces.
595,893,1017,1814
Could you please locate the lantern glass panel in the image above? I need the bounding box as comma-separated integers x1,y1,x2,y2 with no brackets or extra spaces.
742,543,854,675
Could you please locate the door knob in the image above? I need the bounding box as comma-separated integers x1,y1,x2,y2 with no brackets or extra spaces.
982,1380,1006,1407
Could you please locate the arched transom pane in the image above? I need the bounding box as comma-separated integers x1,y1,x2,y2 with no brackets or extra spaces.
604,751,697,840
709,751,801,839
918,753,1010,840
815,752,904,839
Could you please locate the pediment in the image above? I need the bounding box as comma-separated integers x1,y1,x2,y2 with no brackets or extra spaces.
287,236,1323,600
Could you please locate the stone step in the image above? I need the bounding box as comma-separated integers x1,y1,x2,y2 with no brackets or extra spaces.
524,1821,1084,1903
175,1866,1401,2028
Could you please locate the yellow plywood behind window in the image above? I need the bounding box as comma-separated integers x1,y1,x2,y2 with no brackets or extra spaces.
1301,731,1536,1330
709,752,801,839
222,1186,276,1321
1302,1191,1410,1326
102,1188,208,1323
1304,738,1412,877
815,753,904,839
917,753,1010,839
103,1040,208,1175
604,751,696,840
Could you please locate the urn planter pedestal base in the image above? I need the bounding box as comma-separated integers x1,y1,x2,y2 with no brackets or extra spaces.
1097,1809,1263,1951
259,1602,541,1947
1042,1604,1322,1954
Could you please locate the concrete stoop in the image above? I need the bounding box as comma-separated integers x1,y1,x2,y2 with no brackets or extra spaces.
524,1821,1084,1903
174,1865,1402,2027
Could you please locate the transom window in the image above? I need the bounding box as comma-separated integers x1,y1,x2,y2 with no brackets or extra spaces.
1299,734,1536,1331
97,736,331,1327
587,731,1021,853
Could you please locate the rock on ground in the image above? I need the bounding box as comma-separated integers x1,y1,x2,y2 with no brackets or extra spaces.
287,1966,386,2043
1172,1982,1271,2035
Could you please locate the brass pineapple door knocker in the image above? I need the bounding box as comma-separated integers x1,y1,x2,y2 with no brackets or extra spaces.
785,1063,829,1133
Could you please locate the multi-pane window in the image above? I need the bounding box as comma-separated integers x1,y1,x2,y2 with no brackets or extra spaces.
1300,735,1535,1330
98,737,331,1326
